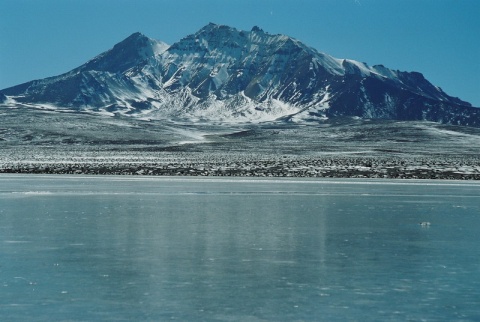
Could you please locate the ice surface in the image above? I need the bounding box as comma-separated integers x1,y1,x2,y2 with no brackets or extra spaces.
1,176,479,321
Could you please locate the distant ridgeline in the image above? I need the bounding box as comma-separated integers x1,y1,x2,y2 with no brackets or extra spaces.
1,23,479,126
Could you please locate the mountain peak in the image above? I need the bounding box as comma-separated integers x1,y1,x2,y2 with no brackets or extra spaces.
108,32,153,54
2,23,478,126
196,23,235,35
124,31,148,41
251,26,264,33
79,32,167,73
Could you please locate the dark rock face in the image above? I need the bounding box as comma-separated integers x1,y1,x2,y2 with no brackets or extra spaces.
1,24,478,126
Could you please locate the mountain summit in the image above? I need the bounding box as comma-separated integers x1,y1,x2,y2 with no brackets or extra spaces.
2,23,478,125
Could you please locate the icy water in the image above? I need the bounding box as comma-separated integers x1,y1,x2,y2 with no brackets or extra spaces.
1,175,479,321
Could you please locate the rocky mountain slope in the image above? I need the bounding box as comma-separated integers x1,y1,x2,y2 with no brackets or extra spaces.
1,23,478,126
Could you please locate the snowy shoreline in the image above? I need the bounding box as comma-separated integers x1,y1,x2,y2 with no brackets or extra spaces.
2,154,479,180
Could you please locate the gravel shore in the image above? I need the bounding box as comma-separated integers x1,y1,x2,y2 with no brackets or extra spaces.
2,151,479,180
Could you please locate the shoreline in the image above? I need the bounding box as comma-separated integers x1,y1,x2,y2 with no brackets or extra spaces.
2,156,479,180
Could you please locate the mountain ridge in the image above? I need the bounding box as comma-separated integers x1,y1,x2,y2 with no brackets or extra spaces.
1,23,478,126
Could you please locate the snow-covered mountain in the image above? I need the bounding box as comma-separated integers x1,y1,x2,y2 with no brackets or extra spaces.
2,23,479,126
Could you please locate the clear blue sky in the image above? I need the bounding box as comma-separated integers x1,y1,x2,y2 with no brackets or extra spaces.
1,0,479,106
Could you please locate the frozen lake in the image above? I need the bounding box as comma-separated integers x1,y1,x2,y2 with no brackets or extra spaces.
1,175,479,321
